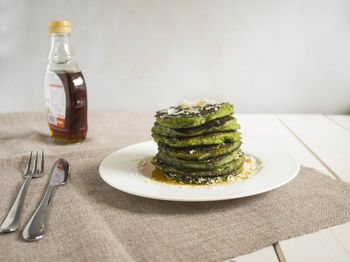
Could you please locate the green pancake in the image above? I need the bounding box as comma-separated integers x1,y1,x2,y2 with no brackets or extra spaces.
156,149,240,170
162,166,244,184
152,153,245,178
158,141,242,160
151,100,245,184
156,102,233,129
152,115,240,138
152,131,241,147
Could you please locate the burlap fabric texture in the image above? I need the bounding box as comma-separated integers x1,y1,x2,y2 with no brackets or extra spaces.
1,113,349,262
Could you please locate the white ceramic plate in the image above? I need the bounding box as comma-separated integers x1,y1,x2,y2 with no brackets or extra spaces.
99,140,300,202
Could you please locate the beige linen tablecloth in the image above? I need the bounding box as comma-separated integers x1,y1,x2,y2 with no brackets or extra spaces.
1,112,350,262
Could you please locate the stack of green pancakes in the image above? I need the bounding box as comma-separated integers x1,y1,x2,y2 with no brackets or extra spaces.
151,101,244,184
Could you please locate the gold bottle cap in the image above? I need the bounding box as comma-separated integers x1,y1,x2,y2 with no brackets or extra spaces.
49,21,71,33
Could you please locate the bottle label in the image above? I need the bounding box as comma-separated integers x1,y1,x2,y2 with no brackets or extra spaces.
44,71,66,128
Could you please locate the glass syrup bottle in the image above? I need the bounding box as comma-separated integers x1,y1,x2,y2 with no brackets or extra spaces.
44,21,88,144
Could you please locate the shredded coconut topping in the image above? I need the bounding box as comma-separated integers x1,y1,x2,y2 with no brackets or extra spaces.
179,98,217,110
157,98,219,118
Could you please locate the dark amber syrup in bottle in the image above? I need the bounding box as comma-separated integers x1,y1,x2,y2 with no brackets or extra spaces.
48,71,88,144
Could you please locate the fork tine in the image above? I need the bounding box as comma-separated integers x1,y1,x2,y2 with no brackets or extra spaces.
31,151,38,175
38,150,44,173
23,151,32,176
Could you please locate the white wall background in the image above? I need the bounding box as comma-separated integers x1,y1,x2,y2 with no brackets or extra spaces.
1,0,349,114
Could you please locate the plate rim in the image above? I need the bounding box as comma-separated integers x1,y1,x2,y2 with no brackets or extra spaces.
99,140,300,202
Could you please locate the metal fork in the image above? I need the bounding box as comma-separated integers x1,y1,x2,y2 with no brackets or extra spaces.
0,151,44,233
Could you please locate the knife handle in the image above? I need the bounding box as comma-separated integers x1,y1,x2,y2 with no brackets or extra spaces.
22,185,56,241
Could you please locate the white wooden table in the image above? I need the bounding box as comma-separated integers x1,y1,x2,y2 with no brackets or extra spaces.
228,114,350,262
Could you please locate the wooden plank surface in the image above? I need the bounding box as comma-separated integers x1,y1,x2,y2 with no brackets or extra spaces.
278,223,350,262
237,114,330,175
326,114,350,132
277,114,350,262
278,114,350,181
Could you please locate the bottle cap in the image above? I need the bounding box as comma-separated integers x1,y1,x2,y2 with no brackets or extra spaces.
49,21,71,33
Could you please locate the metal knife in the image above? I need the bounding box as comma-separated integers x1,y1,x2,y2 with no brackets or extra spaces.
22,159,70,241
